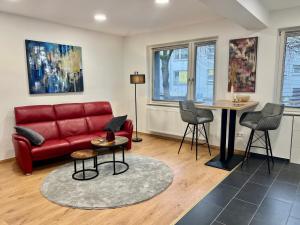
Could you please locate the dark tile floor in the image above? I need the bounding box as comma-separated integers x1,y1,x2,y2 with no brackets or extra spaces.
176,154,300,225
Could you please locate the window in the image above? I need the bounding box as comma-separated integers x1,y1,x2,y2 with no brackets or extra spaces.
151,40,216,103
174,71,188,85
280,30,300,107
195,43,216,103
152,47,189,101
174,49,188,60
293,65,300,74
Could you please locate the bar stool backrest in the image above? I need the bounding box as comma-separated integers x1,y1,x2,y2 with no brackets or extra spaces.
179,100,198,125
258,103,285,130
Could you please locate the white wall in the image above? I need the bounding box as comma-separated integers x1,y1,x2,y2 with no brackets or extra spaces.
0,13,126,160
123,7,300,154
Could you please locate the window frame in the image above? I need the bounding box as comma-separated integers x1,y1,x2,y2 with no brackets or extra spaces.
147,37,217,106
277,27,300,109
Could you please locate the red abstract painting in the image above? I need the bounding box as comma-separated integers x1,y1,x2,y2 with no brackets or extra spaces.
228,37,258,92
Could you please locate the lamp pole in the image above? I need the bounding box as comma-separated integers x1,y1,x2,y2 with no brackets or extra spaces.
130,72,145,142
134,83,140,141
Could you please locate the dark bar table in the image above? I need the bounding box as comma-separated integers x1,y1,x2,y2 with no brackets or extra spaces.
197,100,258,171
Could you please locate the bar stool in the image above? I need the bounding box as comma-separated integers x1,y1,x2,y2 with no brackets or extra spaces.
240,103,284,173
178,100,214,160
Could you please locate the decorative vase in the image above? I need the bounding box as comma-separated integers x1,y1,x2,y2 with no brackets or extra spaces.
106,131,115,142
231,85,237,102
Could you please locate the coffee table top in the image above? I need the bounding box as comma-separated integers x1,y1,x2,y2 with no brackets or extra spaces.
91,136,129,148
71,149,97,160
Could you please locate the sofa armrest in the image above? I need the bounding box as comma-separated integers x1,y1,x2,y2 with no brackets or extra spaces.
121,119,133,150
12,134,33,174
122,119,134,134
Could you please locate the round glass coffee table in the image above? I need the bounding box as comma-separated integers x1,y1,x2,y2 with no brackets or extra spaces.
91,136,129,175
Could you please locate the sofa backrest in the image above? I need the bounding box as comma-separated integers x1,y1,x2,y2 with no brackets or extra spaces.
83,102,113,133
14,101,114,139
54,103,88,138
14,105,60,140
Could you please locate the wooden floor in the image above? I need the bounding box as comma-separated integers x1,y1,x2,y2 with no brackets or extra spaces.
0,134,229,225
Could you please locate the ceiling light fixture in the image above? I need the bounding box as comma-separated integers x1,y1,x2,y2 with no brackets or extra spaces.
94,14,107,22
155,0,169,5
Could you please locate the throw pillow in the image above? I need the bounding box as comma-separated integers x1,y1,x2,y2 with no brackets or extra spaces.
15,126,45,146
104,115,127,132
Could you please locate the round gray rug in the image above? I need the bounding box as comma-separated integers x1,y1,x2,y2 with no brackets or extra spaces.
41,154,174,209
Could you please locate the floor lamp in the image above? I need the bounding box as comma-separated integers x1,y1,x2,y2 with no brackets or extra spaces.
130,72,145,142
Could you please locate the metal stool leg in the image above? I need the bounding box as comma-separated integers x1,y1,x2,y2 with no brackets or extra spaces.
242,129,254,168
196,124,198,160
82,159,85,180
113,149,116,175
246,130,255,160
122,146,125,162
264,131,271,174
74,160,77,172
178,123,190,154
94,156,98,172
202,124,211,156
191,125,195,150
266,131,274,165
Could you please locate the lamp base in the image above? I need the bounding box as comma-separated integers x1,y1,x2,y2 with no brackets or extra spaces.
132,137,143,142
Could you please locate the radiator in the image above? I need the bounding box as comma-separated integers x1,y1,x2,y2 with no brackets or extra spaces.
146,105,207,141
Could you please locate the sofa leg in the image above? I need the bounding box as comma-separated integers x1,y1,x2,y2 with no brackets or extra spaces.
19,160,33,175
126,141,132,150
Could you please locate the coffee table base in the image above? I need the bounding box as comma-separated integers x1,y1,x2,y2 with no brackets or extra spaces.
72,152,99,181
97,161,129,175
72,169,99,181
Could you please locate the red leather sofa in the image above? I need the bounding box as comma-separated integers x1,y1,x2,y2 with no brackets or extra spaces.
12,101,133,174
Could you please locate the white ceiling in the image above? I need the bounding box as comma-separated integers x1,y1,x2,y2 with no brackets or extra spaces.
0,0,221,36
0,0,300,36
261,0,300,11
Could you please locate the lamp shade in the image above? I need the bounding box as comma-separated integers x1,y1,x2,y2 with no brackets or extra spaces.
130,72,145,84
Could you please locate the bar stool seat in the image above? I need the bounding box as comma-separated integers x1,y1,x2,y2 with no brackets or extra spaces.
196,111,214,124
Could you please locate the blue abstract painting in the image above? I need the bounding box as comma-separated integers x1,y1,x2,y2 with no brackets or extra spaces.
25,40,84,94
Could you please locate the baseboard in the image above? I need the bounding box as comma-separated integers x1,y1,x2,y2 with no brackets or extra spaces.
0,157,15,163
138,131,220,150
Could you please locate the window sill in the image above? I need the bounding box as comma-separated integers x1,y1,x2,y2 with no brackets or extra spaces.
147,101,217,110
284,108,300,116
147,102,179,108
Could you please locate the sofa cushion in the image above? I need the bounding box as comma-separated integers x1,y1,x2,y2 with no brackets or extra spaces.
92,131,107,137
66,134,100,150
91,131,130,139
15,105,55,124
17,121,60,140
57,118,89,138
31,139,70,160
86,115,113,133
15,126,45,146
83,102,112,116
54,103,85,120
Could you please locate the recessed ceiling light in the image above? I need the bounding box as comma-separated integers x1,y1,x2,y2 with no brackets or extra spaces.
155,0,169,5
94,14,107,22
